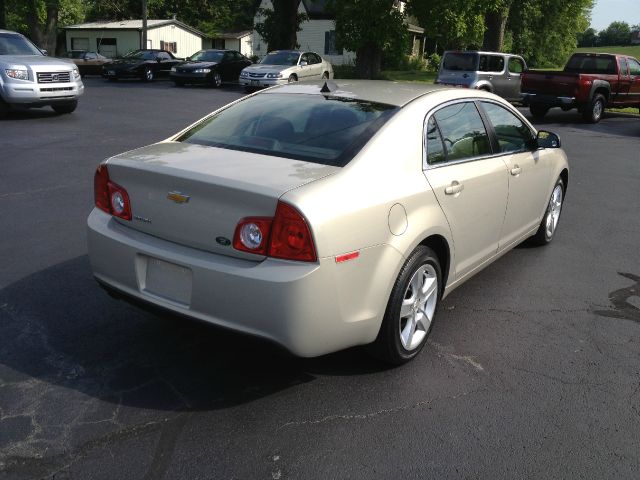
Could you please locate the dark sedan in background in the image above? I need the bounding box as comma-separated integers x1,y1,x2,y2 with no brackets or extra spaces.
102,49,181,82
67,50,111,76
170,49,252,87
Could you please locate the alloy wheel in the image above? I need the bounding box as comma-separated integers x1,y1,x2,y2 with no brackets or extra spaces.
399,264,438,351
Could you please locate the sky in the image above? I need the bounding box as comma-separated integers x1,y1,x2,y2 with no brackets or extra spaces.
590,0,640,30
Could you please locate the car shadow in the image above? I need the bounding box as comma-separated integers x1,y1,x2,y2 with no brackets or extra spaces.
0,256,390,413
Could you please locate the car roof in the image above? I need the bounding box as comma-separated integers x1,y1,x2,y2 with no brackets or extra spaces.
263,80,451,107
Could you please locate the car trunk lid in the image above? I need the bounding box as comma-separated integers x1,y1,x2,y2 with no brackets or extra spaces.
105,142,339,260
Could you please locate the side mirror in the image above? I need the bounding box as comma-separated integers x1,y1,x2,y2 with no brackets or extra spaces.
156,57,162,63
536,130,561,149
40,49,48,56
300,60,308,66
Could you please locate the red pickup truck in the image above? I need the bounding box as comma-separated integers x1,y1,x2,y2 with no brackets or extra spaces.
521,53,640,123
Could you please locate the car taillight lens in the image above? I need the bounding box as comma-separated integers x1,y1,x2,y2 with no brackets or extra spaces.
232,201,317,262
269,202,316,262
93,164,132,221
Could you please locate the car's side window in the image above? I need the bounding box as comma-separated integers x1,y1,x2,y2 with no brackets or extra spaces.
427,102,492,164
85,52,97,60
311,53,322,64
508,57,524,74
425,117,446,165
619,57,629,76
628,58,640,76
479,55,505,72
481,102,535,153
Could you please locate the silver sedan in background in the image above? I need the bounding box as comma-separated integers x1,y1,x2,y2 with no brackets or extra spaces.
239,50,333,90
87,81,568,365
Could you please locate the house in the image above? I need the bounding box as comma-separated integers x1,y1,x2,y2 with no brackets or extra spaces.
207,31,254,57
63,19,207,59
631,31,640,45
251,0,425,65
252,0,356,65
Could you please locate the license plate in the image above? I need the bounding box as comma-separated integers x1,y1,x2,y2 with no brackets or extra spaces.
142,256,192,306
250,80,259,86
108,70,115,76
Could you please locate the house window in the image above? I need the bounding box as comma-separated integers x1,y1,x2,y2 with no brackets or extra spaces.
160,41,177,53
324,30,342,56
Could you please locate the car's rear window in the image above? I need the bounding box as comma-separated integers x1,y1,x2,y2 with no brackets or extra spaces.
442,53,478,71
564,54,617,74
178,93,399,167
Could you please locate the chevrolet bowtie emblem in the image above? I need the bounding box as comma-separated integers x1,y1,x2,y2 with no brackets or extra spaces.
167,191,190,204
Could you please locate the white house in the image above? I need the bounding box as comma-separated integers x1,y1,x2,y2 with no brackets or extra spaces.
252,0,424,66
252,0,356,65
64,19,206,59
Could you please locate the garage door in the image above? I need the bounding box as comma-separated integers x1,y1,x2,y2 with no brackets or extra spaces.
71,37,89,50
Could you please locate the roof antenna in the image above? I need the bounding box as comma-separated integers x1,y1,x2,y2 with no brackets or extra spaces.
320,80,337,93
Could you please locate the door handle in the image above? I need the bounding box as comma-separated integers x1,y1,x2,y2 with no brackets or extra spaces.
444,181,464,195
510,165,522,176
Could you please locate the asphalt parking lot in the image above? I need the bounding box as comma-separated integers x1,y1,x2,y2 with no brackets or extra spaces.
1,77,639,479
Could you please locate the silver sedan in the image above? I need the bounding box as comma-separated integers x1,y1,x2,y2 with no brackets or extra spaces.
239,50,333,90
87,81,568,364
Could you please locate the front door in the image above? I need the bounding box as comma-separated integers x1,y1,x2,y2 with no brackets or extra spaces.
423,101,509,280
627,57,640,106
479,101,552,248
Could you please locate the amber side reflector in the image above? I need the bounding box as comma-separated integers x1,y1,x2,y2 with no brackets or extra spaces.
335,251,360,263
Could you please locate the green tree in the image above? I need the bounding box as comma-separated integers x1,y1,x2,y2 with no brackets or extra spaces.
598,21,631,46
577,27,598,47
328,0,406,78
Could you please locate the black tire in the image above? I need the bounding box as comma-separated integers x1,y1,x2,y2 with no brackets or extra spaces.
529,177,565,246
370,246,442,365
142,67,154,82
0,97,10,118
287,74,297,83
582,93,605,123
530,103,549,120
211,72,222,88
52,100,78,114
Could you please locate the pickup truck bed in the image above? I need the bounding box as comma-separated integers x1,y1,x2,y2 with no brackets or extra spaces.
521,53,640,123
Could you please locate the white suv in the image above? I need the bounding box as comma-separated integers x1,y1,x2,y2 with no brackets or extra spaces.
0,29,84,117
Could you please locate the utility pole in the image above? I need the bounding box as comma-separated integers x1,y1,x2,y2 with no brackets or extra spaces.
142,0,148,49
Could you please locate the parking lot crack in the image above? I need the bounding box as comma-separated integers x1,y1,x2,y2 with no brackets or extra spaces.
277,388,484,430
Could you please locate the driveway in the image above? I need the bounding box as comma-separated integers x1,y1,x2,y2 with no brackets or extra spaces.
1,78,639,479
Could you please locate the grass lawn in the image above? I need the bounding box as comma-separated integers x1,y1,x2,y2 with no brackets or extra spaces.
575,45,640,58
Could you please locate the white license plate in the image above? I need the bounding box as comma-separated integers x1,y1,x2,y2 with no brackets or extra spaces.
143,257,192,306
107,70,115,76
250,80,259,86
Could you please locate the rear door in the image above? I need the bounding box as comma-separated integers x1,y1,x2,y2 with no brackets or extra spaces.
423,101,509,280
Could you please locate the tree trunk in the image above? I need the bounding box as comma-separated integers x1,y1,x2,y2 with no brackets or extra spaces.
482,10,508,51
27,0,59,53
356,43,382,79
270,0,299,50
0,0,6,30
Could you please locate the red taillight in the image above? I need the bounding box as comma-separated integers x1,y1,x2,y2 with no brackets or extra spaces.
232,201,317,262
93,164,132,221
269,202,317,262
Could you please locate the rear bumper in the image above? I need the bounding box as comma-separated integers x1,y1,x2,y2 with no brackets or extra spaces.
87,209,398,357
521,92,576,107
